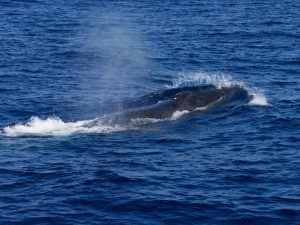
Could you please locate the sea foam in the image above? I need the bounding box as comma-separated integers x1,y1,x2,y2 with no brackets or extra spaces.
167,71,244,89
2,117,125,137
248,92,270,106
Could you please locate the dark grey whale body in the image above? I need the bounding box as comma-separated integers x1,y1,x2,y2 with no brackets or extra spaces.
98,85,247,125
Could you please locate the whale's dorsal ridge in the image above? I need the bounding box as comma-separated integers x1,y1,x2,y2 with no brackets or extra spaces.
99,85,248,124
173,91,191,100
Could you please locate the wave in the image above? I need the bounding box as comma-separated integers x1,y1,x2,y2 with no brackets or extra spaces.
2,72,269,137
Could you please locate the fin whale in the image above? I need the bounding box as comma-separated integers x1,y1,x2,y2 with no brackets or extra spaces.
97,85,247,125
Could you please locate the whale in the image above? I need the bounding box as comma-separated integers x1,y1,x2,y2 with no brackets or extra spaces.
95,85,247,125
2,85,248,137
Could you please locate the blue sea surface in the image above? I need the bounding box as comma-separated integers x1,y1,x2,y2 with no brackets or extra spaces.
0,0,300,224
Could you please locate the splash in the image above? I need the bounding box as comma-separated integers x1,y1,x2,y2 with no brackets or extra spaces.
248,91,270,106
2,117,125,137
167,71,244,89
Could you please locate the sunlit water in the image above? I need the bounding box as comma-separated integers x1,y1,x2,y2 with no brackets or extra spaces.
0,1,299,224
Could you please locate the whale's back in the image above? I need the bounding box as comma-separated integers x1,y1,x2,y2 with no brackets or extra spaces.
100,85,248,124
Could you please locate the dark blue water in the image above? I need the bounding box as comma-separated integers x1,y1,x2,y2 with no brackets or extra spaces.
1,1,299,224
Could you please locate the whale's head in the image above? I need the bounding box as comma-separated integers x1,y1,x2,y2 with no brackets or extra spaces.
172,86,246,111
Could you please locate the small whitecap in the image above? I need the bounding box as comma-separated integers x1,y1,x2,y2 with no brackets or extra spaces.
248,92,270,106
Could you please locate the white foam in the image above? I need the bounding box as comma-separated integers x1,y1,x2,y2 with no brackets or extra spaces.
248,92,270,106
2,116,125,137
195,106,209,111
171,110,190,120
130,117,163,125
167,71,244,89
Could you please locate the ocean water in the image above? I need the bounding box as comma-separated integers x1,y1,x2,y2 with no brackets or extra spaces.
0,0,299,224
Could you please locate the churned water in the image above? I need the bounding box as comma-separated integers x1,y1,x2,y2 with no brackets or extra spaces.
0,1,299,224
